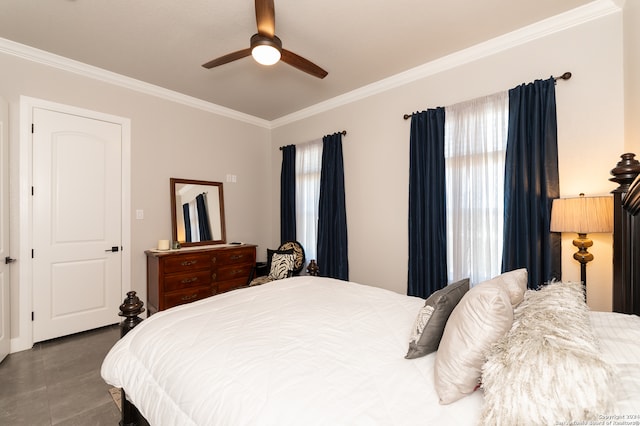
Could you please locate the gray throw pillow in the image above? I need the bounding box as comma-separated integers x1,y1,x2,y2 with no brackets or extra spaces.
405,278,470,359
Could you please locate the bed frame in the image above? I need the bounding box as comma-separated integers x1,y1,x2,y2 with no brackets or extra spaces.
117,291,149,426
610,152,640,315
114,152,640,426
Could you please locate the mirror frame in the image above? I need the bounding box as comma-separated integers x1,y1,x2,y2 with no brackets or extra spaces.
170,178,227,247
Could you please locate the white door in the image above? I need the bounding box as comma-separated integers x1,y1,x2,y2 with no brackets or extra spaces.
32,108,122,342
0,97,10,362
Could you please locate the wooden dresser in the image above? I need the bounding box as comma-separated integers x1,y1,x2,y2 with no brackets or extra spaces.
145,244,256,314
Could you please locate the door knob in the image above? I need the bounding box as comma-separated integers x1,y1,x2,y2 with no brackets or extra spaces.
105,246,120,253
5,256,16,264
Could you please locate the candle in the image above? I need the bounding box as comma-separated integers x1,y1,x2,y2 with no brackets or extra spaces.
157,239,170,250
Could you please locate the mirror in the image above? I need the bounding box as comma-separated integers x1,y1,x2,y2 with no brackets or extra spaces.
170,178,226,247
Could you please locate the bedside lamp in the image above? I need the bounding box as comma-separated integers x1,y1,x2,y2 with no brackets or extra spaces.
550,193,613,294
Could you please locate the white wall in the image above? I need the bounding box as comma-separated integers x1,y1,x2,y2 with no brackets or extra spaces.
271,12,625,311
2,4,634,350
0,52,273,347
625,0,640,154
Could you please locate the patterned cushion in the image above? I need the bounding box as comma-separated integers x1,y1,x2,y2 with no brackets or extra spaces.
266,248,294,274
249,275,273,286
405,278,469,359
268,253,295,280
278,241,305,273
407,305,435,343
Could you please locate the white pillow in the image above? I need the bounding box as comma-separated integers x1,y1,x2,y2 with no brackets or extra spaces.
485,268,527,306
434,276,515,404
267,253,294,280
481,281,617,425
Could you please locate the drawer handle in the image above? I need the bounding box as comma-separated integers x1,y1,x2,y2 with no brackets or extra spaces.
181,293,198,301
230,269,244,275
180,260,198,266
181,277,198,284
211,273,217,280
230,255,244,260
211,257,217,264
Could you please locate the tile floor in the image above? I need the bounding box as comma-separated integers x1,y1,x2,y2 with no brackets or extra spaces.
0,324,122,425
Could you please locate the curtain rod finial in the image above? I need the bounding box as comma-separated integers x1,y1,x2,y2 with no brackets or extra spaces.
555,72,572,81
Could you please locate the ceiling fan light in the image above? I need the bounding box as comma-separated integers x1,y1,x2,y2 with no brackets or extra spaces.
252,44,281,66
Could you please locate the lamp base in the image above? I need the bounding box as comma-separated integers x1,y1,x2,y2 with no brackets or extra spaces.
572,233,594,264
572,233,593,300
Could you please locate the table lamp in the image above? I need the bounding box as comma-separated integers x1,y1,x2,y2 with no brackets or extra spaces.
550,193,613,294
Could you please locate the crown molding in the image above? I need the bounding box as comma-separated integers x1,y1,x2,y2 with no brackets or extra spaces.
0,38,272,129
270,0,621,128
0,0,621,130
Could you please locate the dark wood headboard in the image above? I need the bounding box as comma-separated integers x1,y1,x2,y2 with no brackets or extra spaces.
610,153,640,315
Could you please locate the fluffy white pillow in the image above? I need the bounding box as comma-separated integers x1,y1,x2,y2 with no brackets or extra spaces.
481,281,617,425
434,277,514,404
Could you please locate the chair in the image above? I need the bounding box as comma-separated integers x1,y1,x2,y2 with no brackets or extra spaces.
250,241,306,286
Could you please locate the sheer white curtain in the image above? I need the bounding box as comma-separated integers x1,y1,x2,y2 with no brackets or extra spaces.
444,92,508,286
296,139,323,262
187,200,200,242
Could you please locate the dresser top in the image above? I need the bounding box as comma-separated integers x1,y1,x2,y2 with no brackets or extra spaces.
145,243,256,257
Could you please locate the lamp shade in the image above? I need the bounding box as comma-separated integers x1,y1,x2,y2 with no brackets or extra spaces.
550,195,613,234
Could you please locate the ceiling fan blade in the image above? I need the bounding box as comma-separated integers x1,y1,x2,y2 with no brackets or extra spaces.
255,0,275,38
202,48,252,69
281,49,328,79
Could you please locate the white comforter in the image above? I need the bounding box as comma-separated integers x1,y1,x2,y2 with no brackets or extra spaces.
102,277,640,425
589,311,640,413
101,276,484,425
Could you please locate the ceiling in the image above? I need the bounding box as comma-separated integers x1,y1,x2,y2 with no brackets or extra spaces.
0,0,599,121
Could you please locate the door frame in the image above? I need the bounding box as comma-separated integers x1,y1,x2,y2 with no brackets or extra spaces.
12,96,131,352
0,96,9,362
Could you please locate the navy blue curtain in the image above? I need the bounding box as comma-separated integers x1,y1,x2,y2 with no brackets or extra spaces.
280,145,297,243
502,78,561,289
408,108,447,298
195,194,212,241
317,132,349,280
182,203,192,242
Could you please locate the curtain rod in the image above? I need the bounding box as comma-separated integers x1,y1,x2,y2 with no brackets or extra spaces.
402,71,572,120
279,130,347,150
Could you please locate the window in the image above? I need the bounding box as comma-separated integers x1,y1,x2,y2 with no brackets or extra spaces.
444,92,509,285
295,139,323,262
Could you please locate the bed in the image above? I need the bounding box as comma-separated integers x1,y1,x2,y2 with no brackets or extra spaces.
102,154,640,425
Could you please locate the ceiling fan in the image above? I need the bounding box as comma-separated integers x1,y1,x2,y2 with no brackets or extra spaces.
202,0,328,79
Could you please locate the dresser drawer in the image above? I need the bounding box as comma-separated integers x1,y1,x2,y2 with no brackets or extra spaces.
163,269,212,292
163,286,212,308
211,247,254,266
213,263,254,282
163,253,211,274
